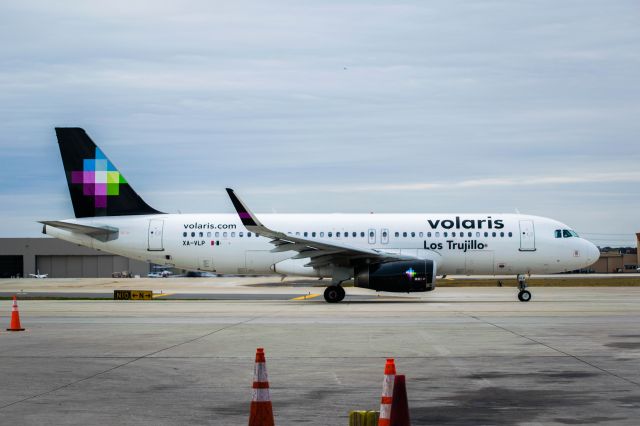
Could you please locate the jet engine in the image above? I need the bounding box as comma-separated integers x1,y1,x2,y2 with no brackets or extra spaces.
354,260,436,292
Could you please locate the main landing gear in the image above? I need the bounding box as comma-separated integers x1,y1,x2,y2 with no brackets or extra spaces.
324,285,346,303
517,274,532,302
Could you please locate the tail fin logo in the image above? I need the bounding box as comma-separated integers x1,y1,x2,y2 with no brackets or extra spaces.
70,148,127,208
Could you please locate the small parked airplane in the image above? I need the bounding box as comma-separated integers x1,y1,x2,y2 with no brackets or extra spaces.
41,128,600,303
29,270,48,279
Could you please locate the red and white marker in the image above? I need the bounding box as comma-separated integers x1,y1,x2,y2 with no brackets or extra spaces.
249,348,275,426
378,358,396,426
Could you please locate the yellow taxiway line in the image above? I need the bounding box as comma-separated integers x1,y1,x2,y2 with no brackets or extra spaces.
152,293,175,298
290,293,321,301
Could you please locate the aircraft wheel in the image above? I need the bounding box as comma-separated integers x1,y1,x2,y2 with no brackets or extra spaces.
324,286,345,303
518,290,532,302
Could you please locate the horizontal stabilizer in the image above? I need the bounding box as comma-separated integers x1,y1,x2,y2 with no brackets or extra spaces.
40,221,119,242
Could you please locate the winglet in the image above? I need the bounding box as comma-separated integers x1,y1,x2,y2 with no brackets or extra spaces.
225,188,263,228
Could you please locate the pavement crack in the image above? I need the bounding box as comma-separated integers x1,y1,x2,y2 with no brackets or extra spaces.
0,314,268,411
467,314,640,388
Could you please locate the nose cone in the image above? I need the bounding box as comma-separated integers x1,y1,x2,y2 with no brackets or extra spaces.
584,240,600,265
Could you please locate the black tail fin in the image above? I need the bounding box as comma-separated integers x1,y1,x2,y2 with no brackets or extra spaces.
55,128,162,218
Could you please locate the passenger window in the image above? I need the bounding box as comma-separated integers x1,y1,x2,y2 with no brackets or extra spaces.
215,232,220,238
395,232,399,237
239,232,243,237
328,232,333,237
352,232,356,237
411,232,415,237
191,232,196,237
435,232,440,237
403,232,407,237
476,232,480,237
231,232,236,237
199,232,204,237
183,232,187,237
563,229,572,238
336,232,341,237
500,232,504,237
382,231,387,237
369,231,374,237
444,232,448,237
207,232,212,238
452,232,456,237
248,232,252,237
312,232,316,237
492,232,496,237
484,232,489,237
468,232,472,237
508,232,513,237
295,232,300,236
419,232,423,237
304,232,308,237
361,232,365,237
344,232,348,238
223,232,228,237
320,232,324,237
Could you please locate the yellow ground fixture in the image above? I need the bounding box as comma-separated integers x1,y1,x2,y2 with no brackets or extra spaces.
348,411,379,426
113,290,153,300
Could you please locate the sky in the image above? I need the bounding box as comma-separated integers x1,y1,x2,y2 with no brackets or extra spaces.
0,1,638,246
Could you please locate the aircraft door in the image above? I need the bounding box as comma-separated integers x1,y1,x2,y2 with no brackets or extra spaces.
381,228,389,244
368,229,376,244
519,220,536,251
148,219,164,251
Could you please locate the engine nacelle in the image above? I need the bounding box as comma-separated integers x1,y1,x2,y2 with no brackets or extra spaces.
354,260,436,292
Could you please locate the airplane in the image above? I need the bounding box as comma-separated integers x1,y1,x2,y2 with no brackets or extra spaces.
41,128,600,303
29,270,48,279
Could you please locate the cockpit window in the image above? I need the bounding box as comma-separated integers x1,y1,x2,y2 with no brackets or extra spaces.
557,229,579,238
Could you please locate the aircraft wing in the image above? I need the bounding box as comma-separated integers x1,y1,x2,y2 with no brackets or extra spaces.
39,221,119,242
226,188,414,268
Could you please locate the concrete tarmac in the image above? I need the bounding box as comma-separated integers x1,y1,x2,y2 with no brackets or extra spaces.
0,285,639,425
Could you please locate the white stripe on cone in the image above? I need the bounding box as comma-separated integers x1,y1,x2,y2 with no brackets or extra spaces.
251,388,271,402
382,374,394,396
254,362,268,382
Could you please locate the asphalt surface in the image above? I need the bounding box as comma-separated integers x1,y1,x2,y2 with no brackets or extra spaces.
0,283,638,425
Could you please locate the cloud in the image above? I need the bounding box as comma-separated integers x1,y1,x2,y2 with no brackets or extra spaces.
144,171,640,197
0,1,638,245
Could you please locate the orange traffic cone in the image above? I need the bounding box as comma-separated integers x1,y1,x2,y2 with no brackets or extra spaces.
378,358,396,426
389,374,410,426
7,295,25,331
248,348,275,426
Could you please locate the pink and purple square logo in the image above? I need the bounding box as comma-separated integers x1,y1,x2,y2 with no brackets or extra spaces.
71,148,127,208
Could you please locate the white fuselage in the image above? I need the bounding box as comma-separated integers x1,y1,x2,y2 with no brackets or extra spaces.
44,213,599,277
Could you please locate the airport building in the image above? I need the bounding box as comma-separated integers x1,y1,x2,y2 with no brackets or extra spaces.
591,248,639,273
0,235,638,278
0,238,149,278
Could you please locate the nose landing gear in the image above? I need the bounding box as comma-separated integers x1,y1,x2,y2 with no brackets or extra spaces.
517,274,532,302
324,285,346,303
